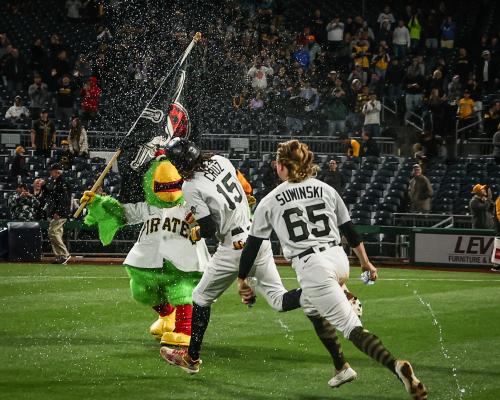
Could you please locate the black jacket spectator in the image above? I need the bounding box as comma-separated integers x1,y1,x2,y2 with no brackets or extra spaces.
320,167,345,194
261,161,280,192
361,135,381,157
10,151,29,177
44,173,71,219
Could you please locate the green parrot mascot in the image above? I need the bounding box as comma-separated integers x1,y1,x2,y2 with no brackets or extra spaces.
81,150,210,347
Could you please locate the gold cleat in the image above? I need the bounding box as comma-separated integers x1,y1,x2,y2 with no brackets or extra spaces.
160,331,191,347
149,311,176,339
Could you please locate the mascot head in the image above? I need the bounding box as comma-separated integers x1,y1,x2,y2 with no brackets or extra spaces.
143,150,184,208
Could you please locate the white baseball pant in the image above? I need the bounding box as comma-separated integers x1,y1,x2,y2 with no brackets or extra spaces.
192,240,287,311
292,245,362,339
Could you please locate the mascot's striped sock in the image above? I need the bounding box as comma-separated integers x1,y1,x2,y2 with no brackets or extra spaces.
153,303,175,317
188,303,211,361
349,327,396,374
308,316,346,371
174,304,193,336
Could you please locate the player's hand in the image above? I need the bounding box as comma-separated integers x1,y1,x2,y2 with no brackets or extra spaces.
80,190,96,205
190,226,201,242
237,278,255,304
185,211,196,224
361,262,378,281
246,194,256,207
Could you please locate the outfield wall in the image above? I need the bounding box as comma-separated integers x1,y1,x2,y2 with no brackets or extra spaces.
0,221,495,269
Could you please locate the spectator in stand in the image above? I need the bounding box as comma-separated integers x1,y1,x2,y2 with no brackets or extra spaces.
232,87,248,109
408,12,422,51
469,184,493,229
51,50,72,83
3,48,27,93
424,9,440,51
447,75,462,105
493,123,500,164
29,38,46,73
454,48,472,85
457,89,475,139
68,115,89,157
45,163,71,264
65,0,82,20
484,101,500,138
361,131,380,157
307,35,321,64
5,95,30,123
31,109,56,157
48,34,64,61
340,134,360,158
403,65,425,122
310,9,326,44
324,88,348,135
285,85,307,134
247,59,273,91
261,158,280,195
377,6,396,30
58,140,74,170
10,145,30,178
56,75,76,125
299,79,319,112
362,91,381,137
385,58,405,102
249,91,264,111
440,16,456,51
408,164,433,212
0,33,10,58
426,88,448,135
293,44,310,70
326,16,344,51
352,39,370,83
393,20,411,60
320,159,345,194
8,183,40,221
80,76,101,124
32,178,46,220
478,50,499,94
372,45,390,78
73,54,92,85
427,69,445,96
28,74,50,119
377,21,393,45
350,82,369,132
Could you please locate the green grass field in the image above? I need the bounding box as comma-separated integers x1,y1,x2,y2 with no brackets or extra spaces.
1,264,500,400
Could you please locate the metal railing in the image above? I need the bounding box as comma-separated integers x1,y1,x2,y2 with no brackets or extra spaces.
405,111,425,133
1,129,397,155
381,98,398,123
393,213,473,228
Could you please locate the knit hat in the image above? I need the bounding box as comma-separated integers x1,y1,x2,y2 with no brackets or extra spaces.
471,184,486,194
15,145,25,154
61,140,69,145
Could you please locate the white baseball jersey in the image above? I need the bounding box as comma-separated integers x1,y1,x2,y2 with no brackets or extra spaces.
123,202,210,272
182,155,250,245
250,178,351,260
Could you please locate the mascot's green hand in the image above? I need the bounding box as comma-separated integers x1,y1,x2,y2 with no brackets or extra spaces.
83,195,126,246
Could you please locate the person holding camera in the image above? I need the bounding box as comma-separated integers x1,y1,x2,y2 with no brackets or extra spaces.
8,183,39,221
469,184,493,229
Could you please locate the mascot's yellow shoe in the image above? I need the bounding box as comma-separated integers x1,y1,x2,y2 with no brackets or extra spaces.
149,311,176,339
160,331,191,347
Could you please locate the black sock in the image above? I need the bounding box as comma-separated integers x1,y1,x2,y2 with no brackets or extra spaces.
188,302,211,361
308,315,346,371
281,288,302,311
349,326,396,374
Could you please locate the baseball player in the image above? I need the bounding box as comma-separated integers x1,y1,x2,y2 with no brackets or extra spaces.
237,140,427,400
159,138,356,384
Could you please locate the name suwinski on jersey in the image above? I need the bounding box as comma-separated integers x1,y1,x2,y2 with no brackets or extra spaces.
203,160,224,182
275,185,324,206
139,216,192,241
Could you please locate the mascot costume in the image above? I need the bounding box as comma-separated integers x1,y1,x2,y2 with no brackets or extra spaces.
81,151,210,347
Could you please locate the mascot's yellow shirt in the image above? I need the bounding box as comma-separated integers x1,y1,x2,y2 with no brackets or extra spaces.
123,202,210,271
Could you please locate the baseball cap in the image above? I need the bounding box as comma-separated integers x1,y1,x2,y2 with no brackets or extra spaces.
15,95,21,100
412,164,421,169
50,163,62,171
15,145,25,154
61,140,69,145
472,184,486,194
307,35,316,42
482,50,490,56
41,108,48,114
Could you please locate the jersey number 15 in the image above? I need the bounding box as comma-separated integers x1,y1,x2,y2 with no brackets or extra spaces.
283,203,331,242
216,172,243,210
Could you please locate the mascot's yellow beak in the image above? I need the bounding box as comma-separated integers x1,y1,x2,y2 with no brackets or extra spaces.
152,160,183,203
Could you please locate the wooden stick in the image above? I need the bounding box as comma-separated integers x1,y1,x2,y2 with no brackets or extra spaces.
73,149,122,218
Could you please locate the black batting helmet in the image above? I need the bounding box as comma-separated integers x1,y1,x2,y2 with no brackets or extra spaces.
166,137,201,175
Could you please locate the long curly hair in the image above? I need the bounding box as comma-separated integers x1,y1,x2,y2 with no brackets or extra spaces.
276,140,318,183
